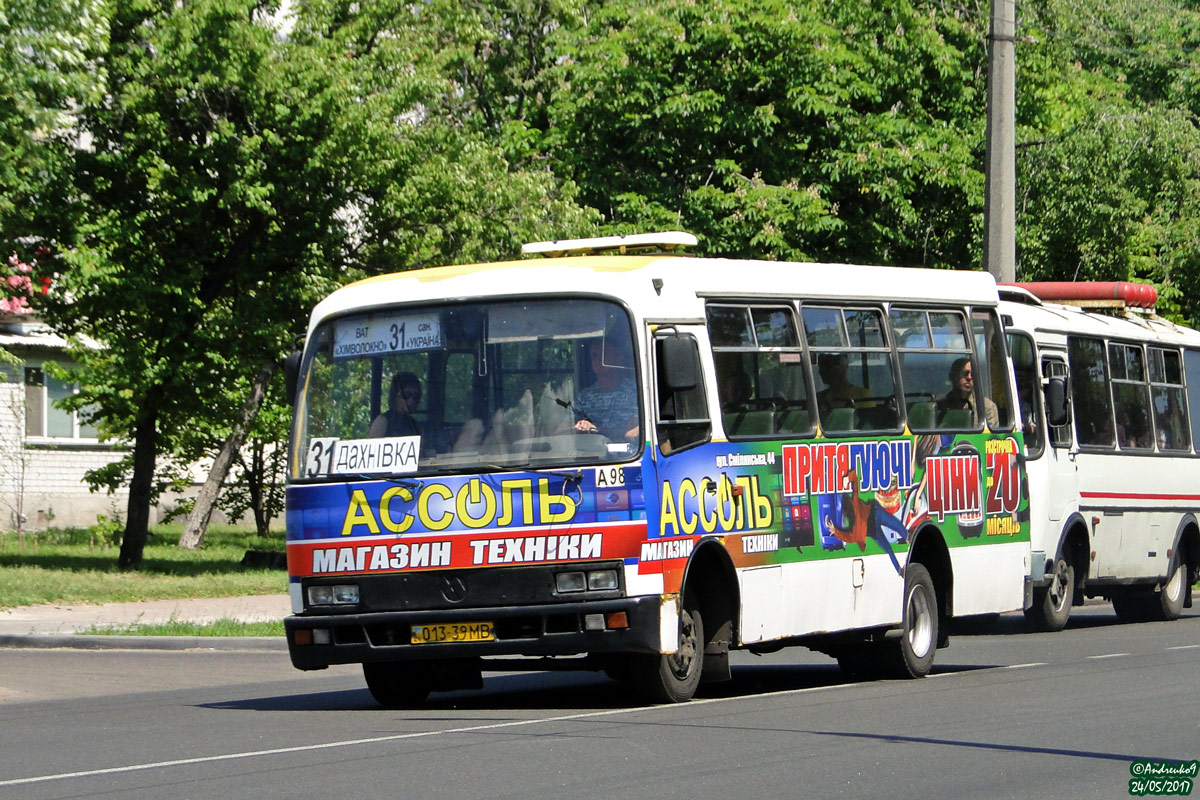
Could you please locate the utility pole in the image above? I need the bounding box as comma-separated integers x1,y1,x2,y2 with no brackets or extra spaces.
983,0,1017,283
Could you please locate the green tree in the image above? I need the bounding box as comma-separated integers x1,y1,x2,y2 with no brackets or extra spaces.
0,0,106,257
42,0,596,567
44,0,389,568
429,0,991,266
1015,0,1200,325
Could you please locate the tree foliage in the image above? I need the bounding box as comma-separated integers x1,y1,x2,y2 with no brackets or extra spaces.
39,0,596,567
0,0,106,251
1,0,1199,564
1016,0,1200,324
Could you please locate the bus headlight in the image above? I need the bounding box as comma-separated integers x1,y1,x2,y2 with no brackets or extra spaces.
587,569,619,590
556,572,587,593
555,569,619,594
307,584,360,606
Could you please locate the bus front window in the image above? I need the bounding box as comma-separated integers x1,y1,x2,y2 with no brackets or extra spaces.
291,299,641,479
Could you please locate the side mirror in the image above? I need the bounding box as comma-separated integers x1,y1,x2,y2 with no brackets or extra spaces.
283,350,303,405
659,336,700,391
1044,375,1068,427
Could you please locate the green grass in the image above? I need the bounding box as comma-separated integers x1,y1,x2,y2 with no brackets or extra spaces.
80,618,285,637
0,524,287,610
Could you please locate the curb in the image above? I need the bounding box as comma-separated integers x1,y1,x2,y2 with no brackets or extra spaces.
0,634,288,652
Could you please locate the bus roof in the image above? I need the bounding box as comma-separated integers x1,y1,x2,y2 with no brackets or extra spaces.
1001,294,1200,347
309,255,1001,334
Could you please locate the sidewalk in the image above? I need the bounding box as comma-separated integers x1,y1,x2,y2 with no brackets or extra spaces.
0,594,291,651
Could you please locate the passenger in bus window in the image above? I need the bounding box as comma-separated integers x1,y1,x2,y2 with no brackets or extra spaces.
1014,376,1040,444
936,358,998,428
816,353,869,409
369,371,422,438
716,356,752,413
574,340,639,440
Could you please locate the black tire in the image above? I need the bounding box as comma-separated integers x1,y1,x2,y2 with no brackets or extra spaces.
834,645,880,680
1155,558,1186,621
599,655,633,682
1025,557,1074,632
362,661,432,709
883,563,938,679
1111,590,1154,623
632,604,704,703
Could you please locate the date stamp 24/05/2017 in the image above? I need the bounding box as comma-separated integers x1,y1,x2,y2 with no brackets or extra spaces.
1128,760,1198,796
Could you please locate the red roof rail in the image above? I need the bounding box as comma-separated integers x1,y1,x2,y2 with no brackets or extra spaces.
999,281,1157,309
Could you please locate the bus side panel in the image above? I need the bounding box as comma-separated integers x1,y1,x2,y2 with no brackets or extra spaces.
949,539,1030,616
1077,453,1193,583
643,431,1029,642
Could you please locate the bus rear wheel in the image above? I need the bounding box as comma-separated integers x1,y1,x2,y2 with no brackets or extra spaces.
882,563,937,679
632,604,704,703
363,661,432,708
1155,558,1186,621
1111,559,1186,623
1025,557,1073,632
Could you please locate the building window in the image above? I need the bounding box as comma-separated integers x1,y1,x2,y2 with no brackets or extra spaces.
24,365,98,440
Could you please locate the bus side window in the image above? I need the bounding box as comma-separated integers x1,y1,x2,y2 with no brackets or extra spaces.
893,307,978,433
655,334,711,454
971,309,1015,430
1183,350,1200,452
1148,347,1190,451
1005,331,1044,456
1108,342,1153,450
706,304,812,439
804,305,900,434
1069,336,1115,448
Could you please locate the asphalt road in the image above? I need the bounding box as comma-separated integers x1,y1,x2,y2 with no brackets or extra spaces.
1,605,1197,800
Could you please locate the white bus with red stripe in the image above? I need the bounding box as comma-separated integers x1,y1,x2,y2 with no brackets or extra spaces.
1001,282,1200,629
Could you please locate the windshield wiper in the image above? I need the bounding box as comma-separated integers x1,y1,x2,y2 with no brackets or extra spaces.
343,474,422,489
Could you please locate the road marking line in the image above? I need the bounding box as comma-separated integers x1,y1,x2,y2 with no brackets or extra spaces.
1086,653,1130,660
0,681,847,788
1005,662,1046,669
1166,644,1200,651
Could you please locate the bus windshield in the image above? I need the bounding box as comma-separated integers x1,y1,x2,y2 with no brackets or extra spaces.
291,297,641,479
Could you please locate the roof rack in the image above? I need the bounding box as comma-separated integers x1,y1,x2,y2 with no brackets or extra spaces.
521,231,697,258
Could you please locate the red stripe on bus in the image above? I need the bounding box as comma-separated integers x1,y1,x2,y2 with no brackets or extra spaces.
1080,491,1200,502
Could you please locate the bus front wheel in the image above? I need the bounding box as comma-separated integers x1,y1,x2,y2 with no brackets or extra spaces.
632,604,704,703
883,563,937,679
1025,557,1073,632
363,661,432,708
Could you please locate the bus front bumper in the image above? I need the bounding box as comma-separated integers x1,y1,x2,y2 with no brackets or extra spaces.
285,595,663,670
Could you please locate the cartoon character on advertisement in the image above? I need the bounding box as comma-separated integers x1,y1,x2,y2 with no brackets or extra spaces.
820,468,908,575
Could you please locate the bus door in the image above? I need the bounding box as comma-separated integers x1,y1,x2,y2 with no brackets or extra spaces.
645,324,715,590
650,325,713,459
1042,356,1078,524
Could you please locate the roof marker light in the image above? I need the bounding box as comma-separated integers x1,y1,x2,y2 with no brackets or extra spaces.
521,231,698,258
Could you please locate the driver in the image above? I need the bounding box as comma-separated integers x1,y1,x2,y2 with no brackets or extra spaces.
574,338,639,440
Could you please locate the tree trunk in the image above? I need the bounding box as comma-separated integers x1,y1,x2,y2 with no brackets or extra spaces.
118,404,159,570
247,440,269,537
179,361,278,549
